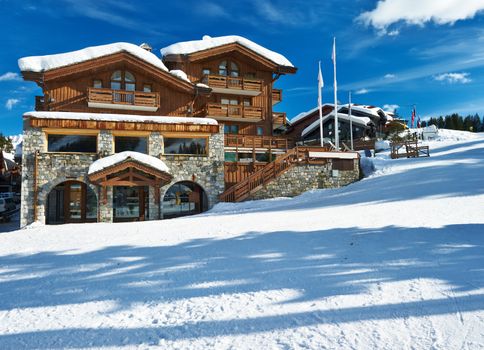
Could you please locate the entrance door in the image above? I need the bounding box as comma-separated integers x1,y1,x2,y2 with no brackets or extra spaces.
113,186,149,222
46,181,97,224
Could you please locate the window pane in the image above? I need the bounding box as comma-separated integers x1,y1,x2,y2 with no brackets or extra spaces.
256,153,269,162
111,81,121,90
93,80,102,88
125,83,135,91
125,71,135,82
221,98,230,105
257,126,264,136
243,98,251,106
224,152,236,162
115,136,147,154
202,68,210,75
48,135,97,153
164,138,207,155
143,84,152,92
68,183,82,219
111,70,122,81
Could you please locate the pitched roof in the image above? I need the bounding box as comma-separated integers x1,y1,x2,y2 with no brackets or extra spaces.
88,151,170,176
18,42,169,73
160,35,294,68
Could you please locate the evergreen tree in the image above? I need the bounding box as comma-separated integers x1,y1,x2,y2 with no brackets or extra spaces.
0,134,13,153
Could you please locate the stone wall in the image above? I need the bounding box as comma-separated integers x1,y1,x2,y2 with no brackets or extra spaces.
21,122,225,226
248,159,359,201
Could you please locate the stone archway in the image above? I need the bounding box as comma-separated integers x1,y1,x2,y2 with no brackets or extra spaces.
46,180,98,225
162,181,208,219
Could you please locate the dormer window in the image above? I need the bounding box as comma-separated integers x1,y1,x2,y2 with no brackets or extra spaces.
219,60,239,77
111,70,136,91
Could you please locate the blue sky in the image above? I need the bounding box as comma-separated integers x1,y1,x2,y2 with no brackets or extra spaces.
1,0,484,135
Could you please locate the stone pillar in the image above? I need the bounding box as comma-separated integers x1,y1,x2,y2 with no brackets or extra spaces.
98,130,114,155
149,132,163,157
148,186,160,220
98,186,113,223
20,121,44,227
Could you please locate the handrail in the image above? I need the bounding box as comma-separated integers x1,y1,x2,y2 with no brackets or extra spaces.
224,135,294,149
203,74,262,91
87,87,160,107
219,146,328,202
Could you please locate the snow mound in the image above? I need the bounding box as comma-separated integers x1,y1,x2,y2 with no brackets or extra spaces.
18,42,169,73
169,69,190,83
161,35,294,68
88,151,170,175
23,111,218,126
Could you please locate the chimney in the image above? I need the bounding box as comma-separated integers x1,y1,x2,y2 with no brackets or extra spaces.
139,43,152,52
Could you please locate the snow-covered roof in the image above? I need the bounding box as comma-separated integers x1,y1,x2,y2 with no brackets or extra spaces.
18,42,169,73
161,35,294,68
169,69,190,82
289,104,334,125
24,111,218,126
88,151,170,175
302,113,372,137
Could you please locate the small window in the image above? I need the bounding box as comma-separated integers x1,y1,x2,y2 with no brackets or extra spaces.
219,61,227,76
48,134,97,153
230,62,239,77
202,68,211,76
243,98,251,106
224,152,236,162
115,136,148,154
221,98,238,105
93,80,102,88
164,138,207,155
256,126,264,136
224,125,239,134
143,84,152,92
255,153,269,162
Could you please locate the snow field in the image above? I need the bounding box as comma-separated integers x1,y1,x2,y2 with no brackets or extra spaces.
0,130,483,349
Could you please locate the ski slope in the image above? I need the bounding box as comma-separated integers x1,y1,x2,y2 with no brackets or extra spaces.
0,130,483,349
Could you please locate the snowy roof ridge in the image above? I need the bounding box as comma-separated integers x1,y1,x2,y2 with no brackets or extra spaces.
23,111,218,126
301,112,372,137
18,42,169,73
160,35,294,68
88,151,170,175
289,104,335,125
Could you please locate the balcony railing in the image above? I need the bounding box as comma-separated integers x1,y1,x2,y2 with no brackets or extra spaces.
272,89,282,104
87,87,160,111
202,75,262,95
224,135,294,150
273,112,286,127
207,103,263,121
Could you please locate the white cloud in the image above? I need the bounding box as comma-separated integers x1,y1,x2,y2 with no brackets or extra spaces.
355,88,370,95
0,72,21,82
383,104,400,112
5,98,20,110
433,72,472,84
358,0,484,34
384,73,396,79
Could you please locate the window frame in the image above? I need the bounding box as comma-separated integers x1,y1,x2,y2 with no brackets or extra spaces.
114,135,149,154
163,136,209,156
46,133,98,154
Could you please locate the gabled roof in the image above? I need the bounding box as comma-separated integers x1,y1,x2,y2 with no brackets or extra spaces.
88,151,169,176
302,112,373,137
19,42,169,73
161,35,295,72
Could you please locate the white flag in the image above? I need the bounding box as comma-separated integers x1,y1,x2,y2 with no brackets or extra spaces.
318,61,324,104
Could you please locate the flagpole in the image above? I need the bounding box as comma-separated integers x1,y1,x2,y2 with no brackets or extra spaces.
318,61,324,147
332,37,339,151
349,91,353,150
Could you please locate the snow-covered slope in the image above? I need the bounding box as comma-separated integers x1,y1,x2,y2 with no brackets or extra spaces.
0,130,483,349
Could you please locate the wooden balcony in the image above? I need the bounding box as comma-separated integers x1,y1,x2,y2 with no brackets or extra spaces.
87,88,160,112
224,135,294,150
272,89,282,104
272,112,286,128
206,103,263,122
203,74,262,96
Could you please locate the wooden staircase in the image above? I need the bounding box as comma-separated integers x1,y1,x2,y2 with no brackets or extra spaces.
219,146,328,202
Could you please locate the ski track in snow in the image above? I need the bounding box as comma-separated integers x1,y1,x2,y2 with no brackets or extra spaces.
0,130,483,349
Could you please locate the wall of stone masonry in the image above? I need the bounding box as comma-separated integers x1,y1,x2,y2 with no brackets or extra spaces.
248,159,360,201
21,122,225,226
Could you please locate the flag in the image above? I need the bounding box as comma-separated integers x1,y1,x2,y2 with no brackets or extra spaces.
318,61,324,105
411,107,416,128
417,115,421,128
318,61,324,147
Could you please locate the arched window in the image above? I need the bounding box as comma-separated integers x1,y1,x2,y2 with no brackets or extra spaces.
218,60,239,77
110,70,136,91
163,181,208,219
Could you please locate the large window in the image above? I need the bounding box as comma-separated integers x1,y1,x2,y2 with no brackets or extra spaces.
219,60,239,77
164,138,207,155
47,134,97,153
224,125,239,134
115,136,148,154
111,70,136,91
163,181,208,219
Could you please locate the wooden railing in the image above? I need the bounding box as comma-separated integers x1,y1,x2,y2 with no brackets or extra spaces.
219,146,328,202
203,74,262,92
273,112,286,126
87,88,160,108
224,135,294,149
272,89,282,104
390,140,430,159
207,103,263,120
